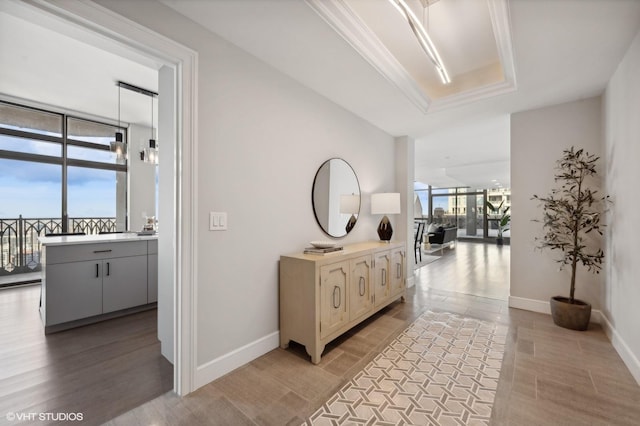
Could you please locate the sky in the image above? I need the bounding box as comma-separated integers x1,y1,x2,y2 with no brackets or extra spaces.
0,133,119,219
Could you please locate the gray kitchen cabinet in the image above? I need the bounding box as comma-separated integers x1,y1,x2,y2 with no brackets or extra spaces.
102,255,149,313
44,260,103,325
147,240,158,303
40,235,157,333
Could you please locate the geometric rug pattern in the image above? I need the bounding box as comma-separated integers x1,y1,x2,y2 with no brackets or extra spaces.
305,311,508,426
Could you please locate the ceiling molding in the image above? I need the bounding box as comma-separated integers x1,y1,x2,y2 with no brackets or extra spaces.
428,0,517,112
306,0,518,116
305,0,431,113
488,0,517,91
429,80,515,112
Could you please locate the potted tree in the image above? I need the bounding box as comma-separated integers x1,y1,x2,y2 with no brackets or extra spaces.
532,147,608,331
486,200,510,245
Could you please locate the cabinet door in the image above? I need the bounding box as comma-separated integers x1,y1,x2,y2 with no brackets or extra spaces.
390,248,405,296
103,255,148,313
373,252,391,307
45,261,103,325
349,255,372,321
319,261,349,339
148,253,158,303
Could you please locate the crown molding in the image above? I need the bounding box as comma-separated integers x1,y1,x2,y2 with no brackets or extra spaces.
305,0,431,113
305,0,518,116
488,0,517,89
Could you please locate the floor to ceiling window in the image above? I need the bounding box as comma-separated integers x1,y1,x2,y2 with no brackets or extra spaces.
414,183,511,240
0,101,127,280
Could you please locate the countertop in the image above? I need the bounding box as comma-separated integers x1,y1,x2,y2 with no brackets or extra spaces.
39,232,158,246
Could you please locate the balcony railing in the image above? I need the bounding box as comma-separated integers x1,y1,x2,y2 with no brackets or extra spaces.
0,215,117,276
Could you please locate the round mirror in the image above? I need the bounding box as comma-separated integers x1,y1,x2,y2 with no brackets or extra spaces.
312,158,361,238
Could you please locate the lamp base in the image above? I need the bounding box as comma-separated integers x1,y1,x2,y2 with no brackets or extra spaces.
377,215,393,241
345,214,357,233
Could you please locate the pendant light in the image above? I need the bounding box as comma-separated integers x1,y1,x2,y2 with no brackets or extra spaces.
144,95,158,164
110,83,127,160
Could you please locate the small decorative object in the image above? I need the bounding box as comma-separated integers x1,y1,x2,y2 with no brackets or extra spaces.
304,245,344,255
143,216,156,232
310,240,337,249
486,199,510,245
532,147,609,331
371,193,401,241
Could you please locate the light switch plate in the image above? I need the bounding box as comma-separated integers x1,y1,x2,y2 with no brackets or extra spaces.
209,212,228,231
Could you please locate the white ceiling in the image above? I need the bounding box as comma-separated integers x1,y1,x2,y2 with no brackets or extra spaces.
2,0,640,190
159,0,640,189
0,4,160,127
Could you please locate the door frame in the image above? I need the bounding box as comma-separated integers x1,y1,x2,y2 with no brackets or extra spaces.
15,0,199,396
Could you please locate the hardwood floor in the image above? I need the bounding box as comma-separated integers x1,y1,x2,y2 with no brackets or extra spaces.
5,242,638,425
0,284,172,426
105,241,640,425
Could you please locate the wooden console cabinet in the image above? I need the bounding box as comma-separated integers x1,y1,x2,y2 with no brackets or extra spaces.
279,241,406,363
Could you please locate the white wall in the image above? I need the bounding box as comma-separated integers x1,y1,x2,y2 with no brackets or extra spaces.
604,29,640,383
510,96,604,311
395,136,415,287
96,0,398,386
128,123,157,232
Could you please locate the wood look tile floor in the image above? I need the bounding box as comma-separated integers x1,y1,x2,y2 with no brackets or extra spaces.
0,285,172,426
5,242,639,425
106,242,640,425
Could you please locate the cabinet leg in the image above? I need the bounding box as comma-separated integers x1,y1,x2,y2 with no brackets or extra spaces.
280,336,289,349
306,344,325,365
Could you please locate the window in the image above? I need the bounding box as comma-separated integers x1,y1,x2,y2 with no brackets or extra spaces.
415,184,511,240
0,101,127,276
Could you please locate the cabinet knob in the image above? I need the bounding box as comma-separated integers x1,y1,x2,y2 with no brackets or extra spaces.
359,276,365,296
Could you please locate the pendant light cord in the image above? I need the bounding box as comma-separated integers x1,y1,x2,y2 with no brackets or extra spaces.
118,84,121,130
150,95,154,141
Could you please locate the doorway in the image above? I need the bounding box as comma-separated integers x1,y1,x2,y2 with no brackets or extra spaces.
0,0,197,404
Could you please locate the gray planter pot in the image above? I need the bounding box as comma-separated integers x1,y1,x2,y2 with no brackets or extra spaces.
550,296,591,331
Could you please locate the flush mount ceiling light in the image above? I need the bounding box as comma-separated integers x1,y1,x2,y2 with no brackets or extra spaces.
388,0,451,84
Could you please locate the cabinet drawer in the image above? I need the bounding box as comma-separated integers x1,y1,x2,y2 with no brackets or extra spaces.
46,241,148,264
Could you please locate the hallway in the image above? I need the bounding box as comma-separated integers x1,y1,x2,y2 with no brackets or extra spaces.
415,241,510,301
106,241,640,425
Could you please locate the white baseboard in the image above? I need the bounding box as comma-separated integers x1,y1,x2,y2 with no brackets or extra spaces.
597,314,640,385
508,296,604,323
194,331,279,390
509,296,640,385
508,296,551,315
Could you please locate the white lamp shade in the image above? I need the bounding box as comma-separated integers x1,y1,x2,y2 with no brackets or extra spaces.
340,194,360,214
371,193,401,215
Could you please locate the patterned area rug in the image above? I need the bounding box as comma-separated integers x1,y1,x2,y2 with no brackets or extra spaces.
305,311,507,426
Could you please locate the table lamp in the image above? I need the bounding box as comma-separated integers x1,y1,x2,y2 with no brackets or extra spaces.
371,193,401,241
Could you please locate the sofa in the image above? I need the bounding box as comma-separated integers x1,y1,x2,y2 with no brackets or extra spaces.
427,226,457,254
